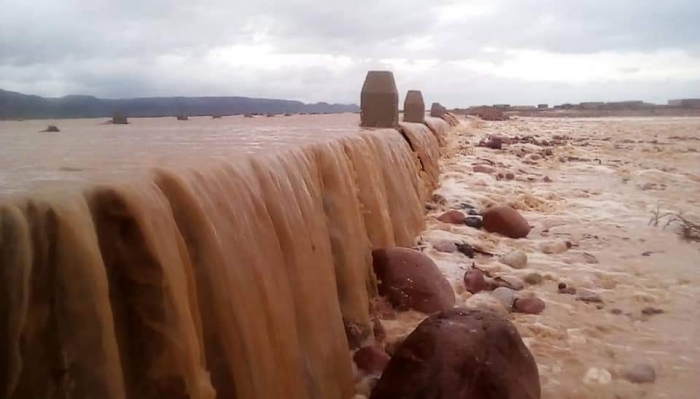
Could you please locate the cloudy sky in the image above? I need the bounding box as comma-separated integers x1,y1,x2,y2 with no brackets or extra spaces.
1,0,699,107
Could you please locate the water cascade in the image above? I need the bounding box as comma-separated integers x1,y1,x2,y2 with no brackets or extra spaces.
0,73,458,399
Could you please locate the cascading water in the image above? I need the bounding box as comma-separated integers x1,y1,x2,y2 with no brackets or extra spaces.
0,114,448,399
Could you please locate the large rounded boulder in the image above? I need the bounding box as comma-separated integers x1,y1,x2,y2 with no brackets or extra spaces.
482,205,531,238
369,308,540,399
372,248,455,314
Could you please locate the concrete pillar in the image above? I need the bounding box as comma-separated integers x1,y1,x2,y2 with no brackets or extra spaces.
403,90,425,123
360,71,399,128
112,112,128,125
430,102,446,118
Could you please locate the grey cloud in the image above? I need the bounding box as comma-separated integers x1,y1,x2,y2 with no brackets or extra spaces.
0,0,698,103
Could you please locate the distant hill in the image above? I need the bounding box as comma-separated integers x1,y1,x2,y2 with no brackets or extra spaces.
0,89,360,120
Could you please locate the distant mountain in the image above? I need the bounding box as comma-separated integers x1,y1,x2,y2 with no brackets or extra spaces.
0,89,360,120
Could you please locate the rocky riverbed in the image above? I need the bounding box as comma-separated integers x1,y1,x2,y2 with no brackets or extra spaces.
357,116,700,399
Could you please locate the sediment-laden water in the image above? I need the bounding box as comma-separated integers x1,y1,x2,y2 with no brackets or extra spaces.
0,114,447,399
3,114,697,399
391,116,699,399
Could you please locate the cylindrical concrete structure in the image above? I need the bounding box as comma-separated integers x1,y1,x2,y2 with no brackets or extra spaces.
403,90,425,123
361,71,399,128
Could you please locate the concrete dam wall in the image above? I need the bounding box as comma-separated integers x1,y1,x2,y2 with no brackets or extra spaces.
0,74,459,399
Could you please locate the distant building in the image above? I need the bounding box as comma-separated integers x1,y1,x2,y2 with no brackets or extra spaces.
668,99,700,108
493,104,510,109
579,102,605,109
537,104,548,109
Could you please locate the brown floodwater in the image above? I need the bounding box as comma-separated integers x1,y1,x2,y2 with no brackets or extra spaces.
0,114,448,399
404,116,700,399
2,114,697,399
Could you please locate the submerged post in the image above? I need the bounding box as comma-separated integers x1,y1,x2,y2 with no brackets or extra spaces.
112,111,128,125
403,90,425,123
360,71,399,128
430,102,446,118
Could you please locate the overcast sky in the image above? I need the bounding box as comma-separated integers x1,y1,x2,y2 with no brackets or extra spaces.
1,0,699,107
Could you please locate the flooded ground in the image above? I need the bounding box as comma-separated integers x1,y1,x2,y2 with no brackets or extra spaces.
0,114,364,196
397,117,700,399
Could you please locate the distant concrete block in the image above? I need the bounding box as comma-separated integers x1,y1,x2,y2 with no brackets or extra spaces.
430,102,446,118
112,112,128,125
361,71,399,128
403,90,425,123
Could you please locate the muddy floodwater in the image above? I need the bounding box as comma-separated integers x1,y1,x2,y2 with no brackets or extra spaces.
398,117,700,399
1,114,698,399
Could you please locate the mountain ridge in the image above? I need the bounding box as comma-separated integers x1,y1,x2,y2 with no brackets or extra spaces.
0,89,360,119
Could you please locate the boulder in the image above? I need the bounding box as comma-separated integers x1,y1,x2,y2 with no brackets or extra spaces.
372,248,455,314
437,210,466,224
369,308,540,399
482,205,530,238
464,217,483,229
432,240,457,253
621,363,656,384
491,287,516,310
523,272,543,285
500,250,528,269
354,346,391,375
513,297,545,314
463,268,487,294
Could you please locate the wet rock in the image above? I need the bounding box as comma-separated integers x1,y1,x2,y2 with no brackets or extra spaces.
467,209,479,216
491,287,516,311
496,276,525,291
513,297,545,315
543,176,552,183
576,289,603,304
544,148,553,156
482,205,530,238
641,307,664,316
465,293,510,318
432,240,457,253
540,241,569,254
41,125,60,132
458,202,474,210
558,156,566,162
372,248,456,314
370,308,540,399
431,193,447,205
354,346,391,375
500,250,528,269
583,367,612,385
524,272,543,285
437,210,466,224
473,164,497,174
455,243,475,258
622,363,656,384
463,268,487,294
464,216,483,229
480,136,503,150
558,282,577,295
505,172,515,180
373,318,386,343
